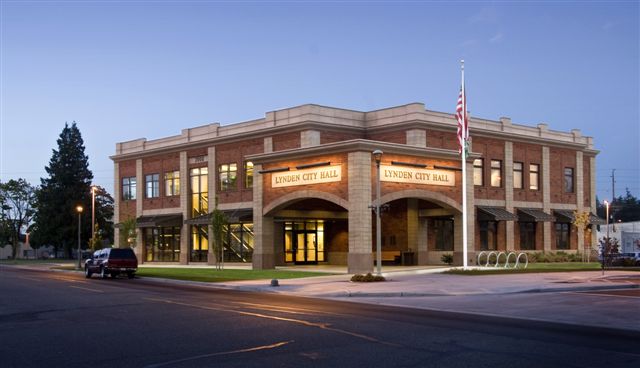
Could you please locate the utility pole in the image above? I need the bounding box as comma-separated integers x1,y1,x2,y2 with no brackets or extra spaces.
611,169,616,224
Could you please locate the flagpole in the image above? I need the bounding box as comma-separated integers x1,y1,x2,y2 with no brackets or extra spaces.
461,59,468,269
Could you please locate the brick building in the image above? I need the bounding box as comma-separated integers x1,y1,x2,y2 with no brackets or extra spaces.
111,102,601,273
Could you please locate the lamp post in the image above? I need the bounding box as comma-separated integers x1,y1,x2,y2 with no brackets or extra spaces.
91,186,96,250
76,205,83,270
603,200,610,275
372,149,383,276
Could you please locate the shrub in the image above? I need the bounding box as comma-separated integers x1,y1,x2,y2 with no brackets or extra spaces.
351,273,386,282
441,253,454,265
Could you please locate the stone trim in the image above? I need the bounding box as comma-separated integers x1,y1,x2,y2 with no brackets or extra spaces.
263,190,349,216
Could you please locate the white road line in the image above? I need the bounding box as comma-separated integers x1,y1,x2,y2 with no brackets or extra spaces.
69,285,104,293
143,340,293,368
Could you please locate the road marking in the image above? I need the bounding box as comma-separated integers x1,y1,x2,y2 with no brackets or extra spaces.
15,276,44,282
146,297,399,347
143,340,293,368
571,291,640,299
230,301,342,316
69,285,104,293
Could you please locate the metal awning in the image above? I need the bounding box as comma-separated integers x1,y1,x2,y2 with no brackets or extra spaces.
589,213,606,225
476,206,518,221
136,214,183,228
183,209,253,225
517,208,555,222
553,210,575,223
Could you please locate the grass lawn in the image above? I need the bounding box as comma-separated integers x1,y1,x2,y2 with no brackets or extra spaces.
137,268,334,282
443,262,637,275
49,266,335,282
0,259,74,265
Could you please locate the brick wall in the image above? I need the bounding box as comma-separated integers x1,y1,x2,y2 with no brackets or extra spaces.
583,155,592,208
273,132,300,151
366,130,406,144
141,153,180,210
216,139,264,204
321,131,363,144
426,130,458,150
512,143,543,202
472,137,506,200
550,147,577,204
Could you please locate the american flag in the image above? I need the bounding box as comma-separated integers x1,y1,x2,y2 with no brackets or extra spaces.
456,87,469,155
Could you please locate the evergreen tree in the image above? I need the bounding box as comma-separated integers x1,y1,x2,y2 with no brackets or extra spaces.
31,122,93,258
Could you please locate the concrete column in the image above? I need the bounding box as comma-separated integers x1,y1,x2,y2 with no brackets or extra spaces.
252,163,275,269
301,130,320,147
407,198,419,258
207,146,216,265
576,151,585,254
264,137,273,153
179,152,189,264
505,142,515,251
113,162,120,248
135,159,144,261
416,218,428,265
590,156,597,248
542,146,551,252
347,151,373,274
406,129,426,147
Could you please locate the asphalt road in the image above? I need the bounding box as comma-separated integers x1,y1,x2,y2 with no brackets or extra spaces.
1,267,639,368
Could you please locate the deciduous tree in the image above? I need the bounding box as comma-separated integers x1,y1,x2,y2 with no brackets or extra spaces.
0,179,36,258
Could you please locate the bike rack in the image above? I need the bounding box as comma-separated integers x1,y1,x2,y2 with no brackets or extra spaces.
477,251,528,269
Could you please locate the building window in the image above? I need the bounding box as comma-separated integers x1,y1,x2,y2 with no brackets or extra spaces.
555,223,570,250
225,223,255,262
191,225,209,262
473,159,483,186
145,174,160,198
564,167,574,193
165,171,180,196
479,221,497,250
244,161,254,189
513,162,523,189
490,160,502,187
122,177,136,200
519,222,536,250
190,167,208,217
219,163,237,191
433,218,454,251
144,227,180,262
529,164,539,190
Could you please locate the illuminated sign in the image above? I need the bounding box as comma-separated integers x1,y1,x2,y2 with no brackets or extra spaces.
272,165,342,188
380,165,455,186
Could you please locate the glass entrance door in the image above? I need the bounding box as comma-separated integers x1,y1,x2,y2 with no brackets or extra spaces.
284,220,325,264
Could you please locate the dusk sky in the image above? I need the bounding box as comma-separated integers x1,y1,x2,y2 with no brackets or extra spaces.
1,1,638,201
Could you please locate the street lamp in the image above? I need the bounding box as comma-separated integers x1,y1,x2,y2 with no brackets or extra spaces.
91,186,97,250
76,205,83,270
603,200,610,275
372,149,383,276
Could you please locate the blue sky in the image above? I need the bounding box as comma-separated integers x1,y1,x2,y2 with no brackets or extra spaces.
1,1,638,201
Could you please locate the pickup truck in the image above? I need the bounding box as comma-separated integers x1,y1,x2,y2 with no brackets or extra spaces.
85,248,138,279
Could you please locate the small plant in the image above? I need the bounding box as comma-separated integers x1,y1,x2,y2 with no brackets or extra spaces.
441,253,454,265
351,273,386,282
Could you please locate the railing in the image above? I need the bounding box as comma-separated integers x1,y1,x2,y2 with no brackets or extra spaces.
476,251,528,269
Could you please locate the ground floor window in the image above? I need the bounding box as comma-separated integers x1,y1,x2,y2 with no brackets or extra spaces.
144,226,180,262
223,223,254,262
519,222,536,250
284,220,325,264
191,225,209,262
555,223,570,250
433,218,454,251
479,221,497,250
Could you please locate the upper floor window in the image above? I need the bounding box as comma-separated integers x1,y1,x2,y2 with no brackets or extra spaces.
244,161,254,189
145,174,160,198
122,177,136,200
165,171,180,196
529,164,540,190
219,163,237,191
190,167,208,217
490,160,502,187
513,162,523,189
473,159,483,186
564,167,574,193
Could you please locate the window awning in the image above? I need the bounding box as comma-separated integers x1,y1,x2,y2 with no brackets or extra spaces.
517,208,555,222
183,209,253,225
553,210,575,223
553,210,606,225
477,206,518,221
136,214,183,228
589,213,606,225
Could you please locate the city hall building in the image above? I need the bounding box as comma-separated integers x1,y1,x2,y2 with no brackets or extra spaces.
111,102,600,273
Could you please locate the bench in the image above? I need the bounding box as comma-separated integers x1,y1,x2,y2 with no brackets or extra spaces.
373,251,401,265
